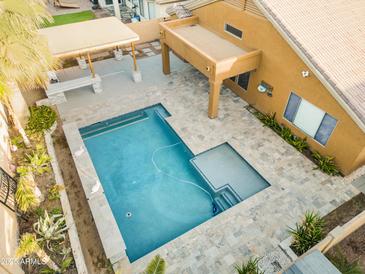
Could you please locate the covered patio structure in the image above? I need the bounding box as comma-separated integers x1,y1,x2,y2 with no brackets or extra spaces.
39,17,140,104
159,16,261,118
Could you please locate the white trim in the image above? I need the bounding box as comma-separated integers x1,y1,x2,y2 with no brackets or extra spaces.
282,92,338,147
253,0,365,133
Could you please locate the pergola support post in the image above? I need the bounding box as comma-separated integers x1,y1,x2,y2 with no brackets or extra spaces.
161,41,170,75
87,52,95,78
131,42,142,82
208,80,222,119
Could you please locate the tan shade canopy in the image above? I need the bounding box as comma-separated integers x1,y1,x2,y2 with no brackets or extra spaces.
39,17,139,58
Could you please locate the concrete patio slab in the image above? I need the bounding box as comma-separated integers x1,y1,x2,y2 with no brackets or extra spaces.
55,54,363,273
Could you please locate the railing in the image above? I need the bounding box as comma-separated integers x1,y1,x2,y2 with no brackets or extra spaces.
0,167,17,212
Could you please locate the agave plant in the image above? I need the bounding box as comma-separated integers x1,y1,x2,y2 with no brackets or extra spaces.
289,211,325,255
25,145,51,175
234,257,264,274
144,255,166,274
33,211,68,251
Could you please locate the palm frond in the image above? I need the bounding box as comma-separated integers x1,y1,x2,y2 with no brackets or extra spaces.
144,255,166,274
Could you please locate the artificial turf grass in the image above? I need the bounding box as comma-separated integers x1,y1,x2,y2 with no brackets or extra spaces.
43,10,96,28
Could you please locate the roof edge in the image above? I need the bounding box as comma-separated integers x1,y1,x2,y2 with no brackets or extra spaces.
253,0,365,133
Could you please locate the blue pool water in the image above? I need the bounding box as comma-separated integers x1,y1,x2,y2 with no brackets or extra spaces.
80,105,214,262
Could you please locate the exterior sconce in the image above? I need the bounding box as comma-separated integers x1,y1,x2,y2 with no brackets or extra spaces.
257,81,273,97
302,70,310,78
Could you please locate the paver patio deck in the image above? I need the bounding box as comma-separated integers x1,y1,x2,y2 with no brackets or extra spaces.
55,54,363,273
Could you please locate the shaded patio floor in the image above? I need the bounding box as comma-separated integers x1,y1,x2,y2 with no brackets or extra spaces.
55,54,362,273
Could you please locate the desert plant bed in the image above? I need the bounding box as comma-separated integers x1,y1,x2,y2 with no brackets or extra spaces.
323,193,365,273
11,128,77,274
289,194,365,258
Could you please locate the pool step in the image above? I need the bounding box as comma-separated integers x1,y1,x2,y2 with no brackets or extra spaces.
214,189,240,212
214,196,230,212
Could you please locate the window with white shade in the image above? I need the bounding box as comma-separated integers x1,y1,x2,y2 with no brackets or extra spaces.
284,92,337,145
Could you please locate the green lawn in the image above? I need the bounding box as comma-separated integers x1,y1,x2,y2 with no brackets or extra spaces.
43,10,96,28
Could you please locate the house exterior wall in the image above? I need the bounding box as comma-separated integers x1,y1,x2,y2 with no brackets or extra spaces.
127,19,160,43
193,1,365,175
0,104,24,274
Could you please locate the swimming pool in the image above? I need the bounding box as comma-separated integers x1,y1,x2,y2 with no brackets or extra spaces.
79,104,270,262
80,105,214,262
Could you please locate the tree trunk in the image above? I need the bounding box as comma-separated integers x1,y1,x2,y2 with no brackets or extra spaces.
36,249,60,272
3,97,31,147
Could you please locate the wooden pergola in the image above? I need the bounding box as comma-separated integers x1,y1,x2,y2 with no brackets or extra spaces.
39,17,140,77
160,16,261,118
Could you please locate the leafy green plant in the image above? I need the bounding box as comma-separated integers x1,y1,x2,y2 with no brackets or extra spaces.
35,207,45,218
33,211,67,251
50,207,63,215
25,145,51,175
254,112,282,134
11,135,25,149
16,165,32,177
289,211,325,255
27,106,57,133
327,249,363,274
289,136,309,152
234,257,264,274
40,256,73,274
48,184,64,201
16,174,40,212
312,151,340,176
144,255,166,274
16,233,60,272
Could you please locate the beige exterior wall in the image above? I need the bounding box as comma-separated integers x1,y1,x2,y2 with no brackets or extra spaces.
193,1,365,175
0,104,23,274
127,19,160,44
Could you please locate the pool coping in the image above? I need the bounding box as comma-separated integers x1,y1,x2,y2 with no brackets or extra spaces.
63,122,128,267
62,104,278,270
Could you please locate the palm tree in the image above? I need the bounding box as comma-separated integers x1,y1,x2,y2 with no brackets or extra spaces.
16,233,60,272
0,0,57,146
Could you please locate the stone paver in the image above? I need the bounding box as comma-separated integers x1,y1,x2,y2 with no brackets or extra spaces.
55,55,363,273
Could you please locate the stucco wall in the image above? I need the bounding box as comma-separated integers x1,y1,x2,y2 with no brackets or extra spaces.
193,2,365,175
0,104,23,274
127,19,160,44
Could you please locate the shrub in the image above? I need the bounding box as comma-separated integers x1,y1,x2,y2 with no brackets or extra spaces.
289,211,325,255
50,207,63,215
254,112,282,134
25,145,51,175
234,257,264,274
48,184,64,201
11,135,25,149
312,151,340,176
288,136,309,152
16,174,40,212
27,105,57,133
328,249,362,274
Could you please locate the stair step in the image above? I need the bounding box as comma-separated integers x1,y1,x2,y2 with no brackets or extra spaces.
214,196,230,212
221,190,240,206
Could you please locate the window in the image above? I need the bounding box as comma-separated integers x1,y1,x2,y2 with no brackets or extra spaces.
224,23,243,39
231,72,250,90
284,92,337,145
